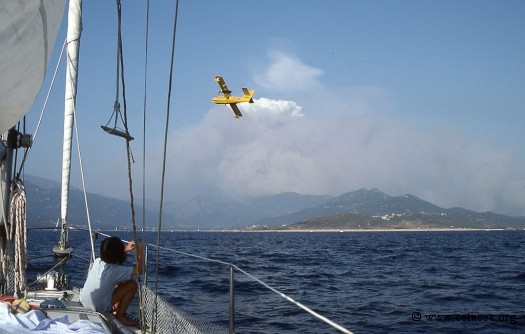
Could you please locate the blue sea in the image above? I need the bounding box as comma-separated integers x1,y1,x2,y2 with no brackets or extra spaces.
26,230,524,333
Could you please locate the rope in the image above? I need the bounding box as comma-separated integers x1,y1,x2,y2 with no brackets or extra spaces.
103,0,131,137
10,179,27,299
153,1,180,331
113,2,145,331
113,0,138,273
114,1,121,110
115,0,137,245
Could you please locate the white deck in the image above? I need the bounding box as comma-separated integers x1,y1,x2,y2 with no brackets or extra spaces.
23,288,144,333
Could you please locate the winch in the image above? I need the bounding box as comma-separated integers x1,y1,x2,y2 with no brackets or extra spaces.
36,271,69,291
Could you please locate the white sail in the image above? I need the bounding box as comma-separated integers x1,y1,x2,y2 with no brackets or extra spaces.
60,0,82,224
0,0,66,135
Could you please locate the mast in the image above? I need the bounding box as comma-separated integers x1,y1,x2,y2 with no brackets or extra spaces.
0,0,68,291
0,134,13,294
54,0,83,256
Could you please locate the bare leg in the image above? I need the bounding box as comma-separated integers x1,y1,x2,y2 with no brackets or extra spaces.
112,280,138,326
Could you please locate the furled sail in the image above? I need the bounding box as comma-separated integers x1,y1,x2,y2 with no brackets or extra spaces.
60,0,82,245
0,0,66,135
53,0,82,256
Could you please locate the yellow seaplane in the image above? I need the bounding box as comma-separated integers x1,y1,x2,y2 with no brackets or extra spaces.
211,76,254,118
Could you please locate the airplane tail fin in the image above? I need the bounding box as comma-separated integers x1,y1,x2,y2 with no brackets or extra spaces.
242,88,255,103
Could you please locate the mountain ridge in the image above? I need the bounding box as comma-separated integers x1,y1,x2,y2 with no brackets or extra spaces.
20,175,525,230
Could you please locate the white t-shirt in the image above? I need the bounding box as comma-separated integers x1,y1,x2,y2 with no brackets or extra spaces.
79,258,134,312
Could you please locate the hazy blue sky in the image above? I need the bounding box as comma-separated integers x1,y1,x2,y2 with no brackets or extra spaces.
24,0,525,216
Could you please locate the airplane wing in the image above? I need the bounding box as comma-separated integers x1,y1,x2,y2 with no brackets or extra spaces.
215,76,231,98
229,103,243,118
241,88,255,103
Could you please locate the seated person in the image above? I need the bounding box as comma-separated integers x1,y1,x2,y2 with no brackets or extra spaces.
80,237,143,326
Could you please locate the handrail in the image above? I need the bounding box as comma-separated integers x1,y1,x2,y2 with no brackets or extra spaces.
144,242,353,334
63,229,354,333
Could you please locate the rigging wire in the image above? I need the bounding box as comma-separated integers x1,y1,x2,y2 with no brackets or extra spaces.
72,101,96,263
67,222,356,333
84,229,354,334
55,24,82,253
16,39,67,179
152,0,180,331
142,0,150,265
139,0,151,332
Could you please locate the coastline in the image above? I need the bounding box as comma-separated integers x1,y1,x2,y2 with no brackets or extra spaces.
238,228,511,233
96,228,523,233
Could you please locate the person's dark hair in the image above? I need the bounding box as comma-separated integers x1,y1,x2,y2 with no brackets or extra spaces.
100,237,126,264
